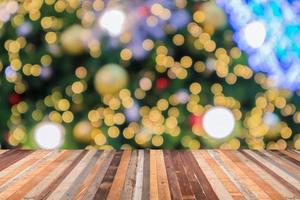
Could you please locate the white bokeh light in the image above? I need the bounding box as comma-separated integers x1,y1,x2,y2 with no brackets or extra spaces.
34,122,64,149
244,21,266,48
99,9,125,36
202,107,235,139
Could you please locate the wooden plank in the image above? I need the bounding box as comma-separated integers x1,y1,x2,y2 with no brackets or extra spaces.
272,151,300,169
170,150,195,200
33,150,87,200
178,151,206,200
93,151,123,199
43,151,96,200
72,150,114,200
150,150,159,200
0,151,48,186
58,151,102,200
282,150,300,163
263,151,300,179
0,150,18,159
253,151,300,185
0,150,298,199
192,151,233,200
106,150,131,200
0,151,60,199
141,150,150,200
0,150,33,172
236,151,296,199
291,149,300,154
121,150,138,200
241,150,300,197
156,150,171,200
0,151,55,193
200,151,245,200
223,151,285,200
208,150,257,199
164,150,183,200
24,150,82,199
6,151,72,200
132,150,144,200
0,150,8,155
183,151,219,200
218,150,271,199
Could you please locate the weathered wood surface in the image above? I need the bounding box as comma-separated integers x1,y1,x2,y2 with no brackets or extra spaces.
0,150,299,200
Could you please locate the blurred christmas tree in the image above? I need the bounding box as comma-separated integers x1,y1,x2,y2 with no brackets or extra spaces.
0,0,300,150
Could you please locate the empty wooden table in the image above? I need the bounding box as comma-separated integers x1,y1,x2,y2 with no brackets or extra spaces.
0,150,299,200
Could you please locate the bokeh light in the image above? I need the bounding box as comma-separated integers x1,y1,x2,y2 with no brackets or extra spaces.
202,107,235,139
99,9,125,36
34,122,64,149
244,21,266,48
0,0,299,150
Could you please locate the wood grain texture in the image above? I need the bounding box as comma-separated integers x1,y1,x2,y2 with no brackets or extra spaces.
218,150,271,199
199,150,245,200
164,150,183,200
93,151,122,199
241,150,300,197
0,150,299,200
121,150,138,200
150,150,159,200
192,151,233,200
280,150,300,163
106,150,131,200
170,150,195,199
156,150,171,200
141,150,150,200
132,150,144,200
223,151,285,200
235,151,295,199
73,150,114,200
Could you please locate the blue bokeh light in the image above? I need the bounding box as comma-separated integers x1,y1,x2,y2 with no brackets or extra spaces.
217,0,300,90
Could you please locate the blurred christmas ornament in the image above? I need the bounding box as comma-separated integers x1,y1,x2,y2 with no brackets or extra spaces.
200,1,227,29
34,122,64,149
202,107,235,139
94,63,128,95
60,25,92,55
73,120,92,143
